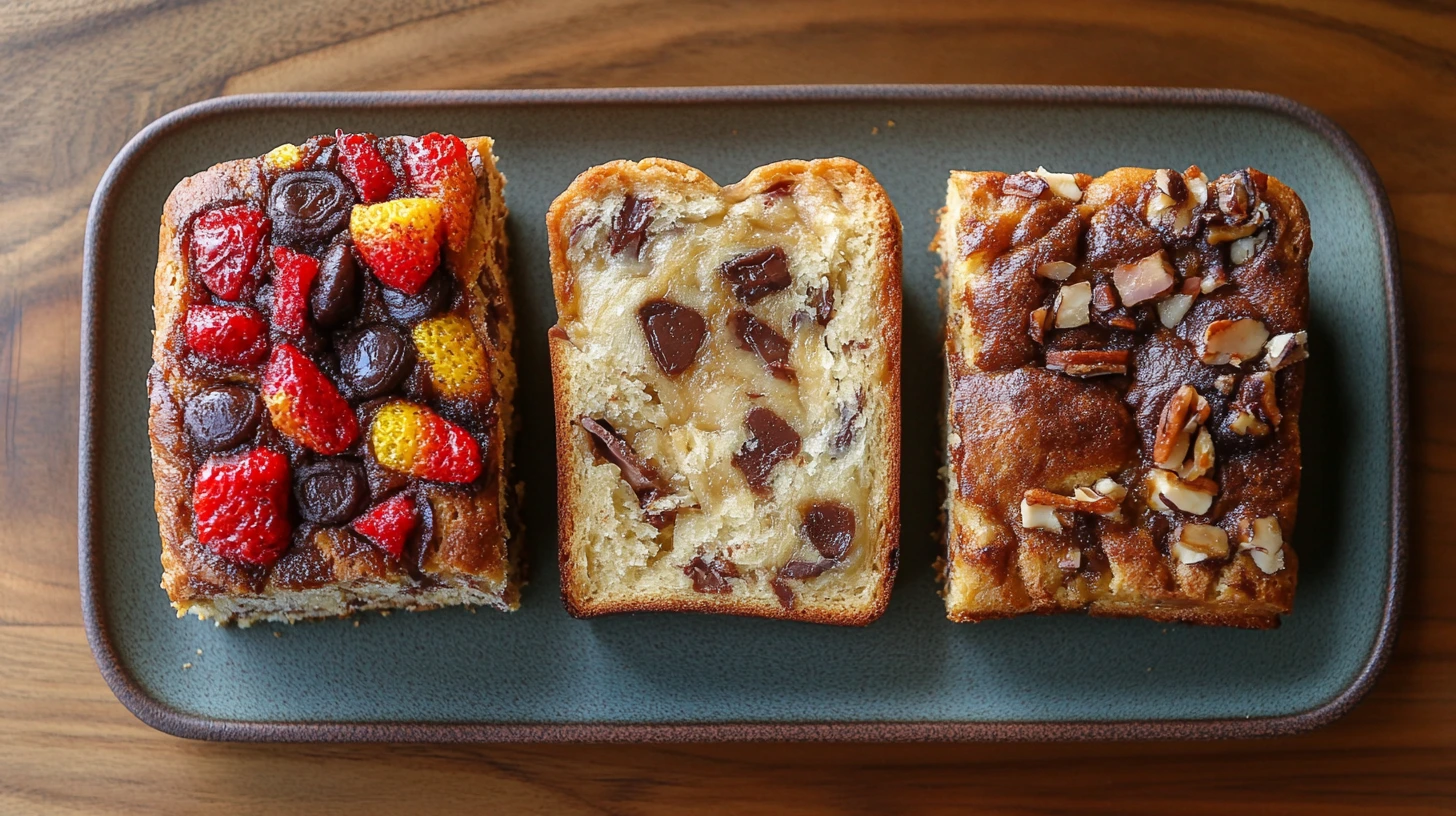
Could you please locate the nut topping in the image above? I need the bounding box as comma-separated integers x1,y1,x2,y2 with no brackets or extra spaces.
1024,487,1118,516
1044,348,1130,378
1233,370,1282,432
1036,261,1076,281
1239,516,1286,574
1201,318,1270,366
1229,230,1269,265
1153,385,1211,470
1184,166,1210,206
1020,498,1062,532
1053,281,1092,328
1028,306,1050,344
1263,331,1309,371
1111,251,1176,306
1157,294,1196,328
1146,470,1218,516
1171,523,1229,564
1003,172,1050,199
638,299,707,376
1147,169,1195,232
1033,167,1083,201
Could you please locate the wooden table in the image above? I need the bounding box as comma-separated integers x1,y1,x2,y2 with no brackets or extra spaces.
3,1,1452,812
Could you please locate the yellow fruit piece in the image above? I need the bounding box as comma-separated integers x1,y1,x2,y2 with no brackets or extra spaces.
350,197,444,242
265,143,304,171
370,401,427,474
413,315,490,399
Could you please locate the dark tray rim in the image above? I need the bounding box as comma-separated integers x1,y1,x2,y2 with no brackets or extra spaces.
80,83,1408,743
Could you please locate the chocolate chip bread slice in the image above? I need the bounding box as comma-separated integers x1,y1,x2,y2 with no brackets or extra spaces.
935,166,1308,628
149,132,521,625
547,158,901,624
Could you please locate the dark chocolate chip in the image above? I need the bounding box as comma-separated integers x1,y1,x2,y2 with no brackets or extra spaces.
338,325,415,399
801,501,855,560
720,246,791,304
807,284,835,325
310,240,360,328
638,299,706,376
684,555,738,594
293,459,368,526
731,310,794,381
579,416,666,504
267,170,356,250
184,385,262,453
779,558,836,580
381,268,452,324
733,407,801,494
608,194,654,259
771,577,795,609
830,390,865,455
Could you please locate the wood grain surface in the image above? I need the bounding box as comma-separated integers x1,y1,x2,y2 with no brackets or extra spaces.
2,0,1453,812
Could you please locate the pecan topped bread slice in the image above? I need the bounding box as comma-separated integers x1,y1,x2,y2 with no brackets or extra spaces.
149,132,521,625
547,158,902,624
935,165,1309,628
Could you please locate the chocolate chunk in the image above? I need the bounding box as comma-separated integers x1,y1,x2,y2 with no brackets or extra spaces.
310,240,361,328
762,180,794,206
184,385,262,453
638,299,706,376
381,268,452,323
771,577,795,609
733,407,801,493
685,555,738,594
293,459,368,526
267,170,356,250
730,310,794,381
801,501,855,560
608,194,654,259
338,325,415,399
807,285,835,325
720,246,791,304
830,390,865,455
779,558,836,580
579,416,668,505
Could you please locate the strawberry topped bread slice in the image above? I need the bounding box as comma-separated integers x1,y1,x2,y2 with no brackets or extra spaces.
547,158,902,625
935,165,1310,628
149,132,520,625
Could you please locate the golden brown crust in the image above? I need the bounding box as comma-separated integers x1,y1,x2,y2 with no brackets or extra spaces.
149,136,521,624
938,166,1307,629
547,158,901,626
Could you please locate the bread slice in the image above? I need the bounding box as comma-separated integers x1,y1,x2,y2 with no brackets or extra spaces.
149,133,521,625
934,166,1308,628
547,158,901,624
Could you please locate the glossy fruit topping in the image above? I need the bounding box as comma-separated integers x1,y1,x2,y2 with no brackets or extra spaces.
264,143,305,171
293,458,369,526
269,246,319,335
404,133,476,253
184,304,269,366
338,325,415,399
412,314,489,399
262,343,360,455
370,400,482,484
309,240,360,328
184,385,263,453
381,268,452,323
350,197,445,295
192,447,291,566
335,132,397,204
189,205,269,300
267,170,356,251
350,493,417,558
638,299,706,376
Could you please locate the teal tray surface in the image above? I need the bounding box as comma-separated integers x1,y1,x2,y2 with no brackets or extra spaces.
81,86,1405,741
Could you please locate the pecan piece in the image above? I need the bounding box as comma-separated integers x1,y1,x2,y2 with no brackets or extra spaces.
1044,348,1130,377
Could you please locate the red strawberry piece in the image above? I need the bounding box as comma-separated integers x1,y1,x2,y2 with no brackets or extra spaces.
349,198,445,295
404,132,476,252
193,447,291,566
369,401,483,484
261,343,359,455
336,131,397,204
269,246,319,335
185,304,269,366
190,205,269,300
350,493,417,558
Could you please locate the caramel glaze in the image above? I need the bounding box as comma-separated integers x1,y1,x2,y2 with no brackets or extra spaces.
950,167,1309,600
152,133,507,601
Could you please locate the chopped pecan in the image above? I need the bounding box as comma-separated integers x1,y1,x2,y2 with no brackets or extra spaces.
1044,348,1130,377
1023,487,1118,515
1003,172,1050,199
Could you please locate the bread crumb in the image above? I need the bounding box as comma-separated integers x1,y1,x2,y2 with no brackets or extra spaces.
196,648,203,655
887,120,896,128
182,662,193,670
380,611,391,617
353,619,360,628
871,126,879,135
273,631,281,638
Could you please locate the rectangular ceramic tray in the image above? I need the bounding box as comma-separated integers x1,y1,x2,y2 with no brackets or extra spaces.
81,85,1406,742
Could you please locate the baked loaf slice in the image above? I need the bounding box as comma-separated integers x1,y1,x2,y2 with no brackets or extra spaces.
935,165,1309,628
149,132,521,625
547,158,901,624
